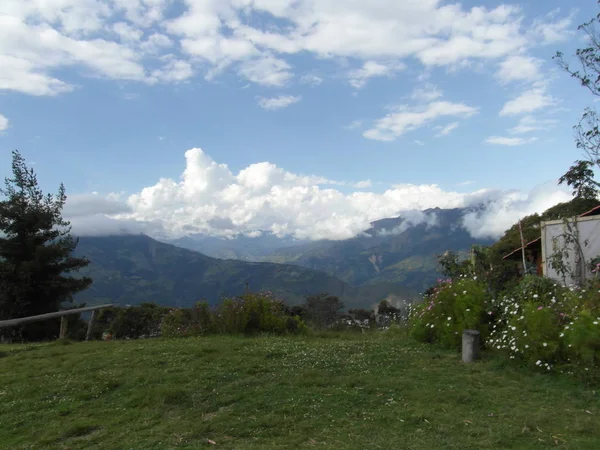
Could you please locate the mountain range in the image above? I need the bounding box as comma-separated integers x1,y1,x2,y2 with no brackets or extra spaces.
72,234,415,310
164,207,493,293
72,207,492,310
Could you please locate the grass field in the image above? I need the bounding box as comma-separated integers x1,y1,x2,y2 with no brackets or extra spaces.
1,332,599,449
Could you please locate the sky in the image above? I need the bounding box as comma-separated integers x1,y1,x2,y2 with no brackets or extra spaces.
0,0,598,242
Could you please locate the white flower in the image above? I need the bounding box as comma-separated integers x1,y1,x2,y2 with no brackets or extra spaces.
536,360,542,366
447,317,452,321
543,343,548,347
533,294,539,299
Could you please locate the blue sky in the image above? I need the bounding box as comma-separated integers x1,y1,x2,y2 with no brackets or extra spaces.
0,0,598,241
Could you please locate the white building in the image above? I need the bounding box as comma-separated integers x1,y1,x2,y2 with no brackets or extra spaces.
540,205,600,286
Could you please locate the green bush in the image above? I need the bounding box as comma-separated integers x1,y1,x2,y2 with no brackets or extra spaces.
489,276,600,374
94,304,172,339
408,277,492,349
564,309,600,366
159,292,308,337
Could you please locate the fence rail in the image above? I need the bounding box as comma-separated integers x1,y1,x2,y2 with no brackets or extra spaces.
0,304,113,341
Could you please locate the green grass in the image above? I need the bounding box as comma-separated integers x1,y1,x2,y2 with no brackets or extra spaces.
1,333,599,449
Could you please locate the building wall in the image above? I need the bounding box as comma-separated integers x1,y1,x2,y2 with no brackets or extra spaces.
541,216,600,286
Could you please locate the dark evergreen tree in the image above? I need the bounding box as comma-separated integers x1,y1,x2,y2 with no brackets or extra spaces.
0,150,92,340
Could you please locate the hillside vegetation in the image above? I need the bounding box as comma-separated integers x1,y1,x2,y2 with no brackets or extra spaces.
72,234,415,310
261,208,494,292
1,334,599,449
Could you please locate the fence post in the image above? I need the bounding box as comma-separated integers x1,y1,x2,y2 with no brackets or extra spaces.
462,329,480,363
85,310,97,341
59,316,68,339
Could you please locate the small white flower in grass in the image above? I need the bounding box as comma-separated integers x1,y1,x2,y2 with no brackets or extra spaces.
560,333,564,337
536,360,542,366
447,317,452,321
594,321,599,325
543,343,547,347
466,308,470,312
533,294,538,299
525,344,529,349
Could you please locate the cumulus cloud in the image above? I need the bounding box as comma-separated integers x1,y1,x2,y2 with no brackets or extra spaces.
364,101,478,141
0,1,574,96
377,210,440,236
485,136,538,146
461,182,572,239
65,148,574,242
0,114,8,132
257,95,301,110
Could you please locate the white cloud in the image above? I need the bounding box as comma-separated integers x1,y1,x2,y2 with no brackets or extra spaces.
496,55,541,84
257,95,301,110
485,136,538,146
354,180,372,189
528,9,576,44
461,182,572,239
434,122,459,137
413,140,425,146
509,115,557,134
348,61,403,89
499,83,556,116
0,1,575,95
411,84,443,102
0,114,8,132
65,148,573,241
377,210,439,236
238,55,292,87
364,101,478,141
344,120,363,130
300,74,323,86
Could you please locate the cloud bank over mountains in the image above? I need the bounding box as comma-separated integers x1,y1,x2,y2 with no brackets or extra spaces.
65,148,573,242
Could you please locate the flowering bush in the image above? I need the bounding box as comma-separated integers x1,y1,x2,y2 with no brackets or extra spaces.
408,277,492,349
488,276,600,375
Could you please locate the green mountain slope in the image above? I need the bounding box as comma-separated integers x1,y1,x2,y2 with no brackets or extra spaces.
262,208,494,292
72,234,415,309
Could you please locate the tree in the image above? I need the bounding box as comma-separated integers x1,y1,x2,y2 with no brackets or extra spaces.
555,2,600,199
376,299,399,316
0,151,92,340
303,293,344,329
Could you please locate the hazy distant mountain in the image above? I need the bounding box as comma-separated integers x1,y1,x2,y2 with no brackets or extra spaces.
261,208,494,292
162,207,492,293
163,233,308,261
73,234,415,310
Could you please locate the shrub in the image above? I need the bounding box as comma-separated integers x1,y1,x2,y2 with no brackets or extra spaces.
489,276,600,375
159,292,308,337
94,303,172,339
408,277,492,349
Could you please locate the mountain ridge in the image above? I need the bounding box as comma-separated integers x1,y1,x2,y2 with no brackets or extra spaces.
72,233,416,310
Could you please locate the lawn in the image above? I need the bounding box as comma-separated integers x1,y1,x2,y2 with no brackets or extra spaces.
0,332,599,449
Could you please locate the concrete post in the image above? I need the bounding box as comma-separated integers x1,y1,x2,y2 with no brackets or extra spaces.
86,310,97,341
462,329,480,363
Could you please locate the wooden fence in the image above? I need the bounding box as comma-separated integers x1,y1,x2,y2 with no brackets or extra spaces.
0,304,113,341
